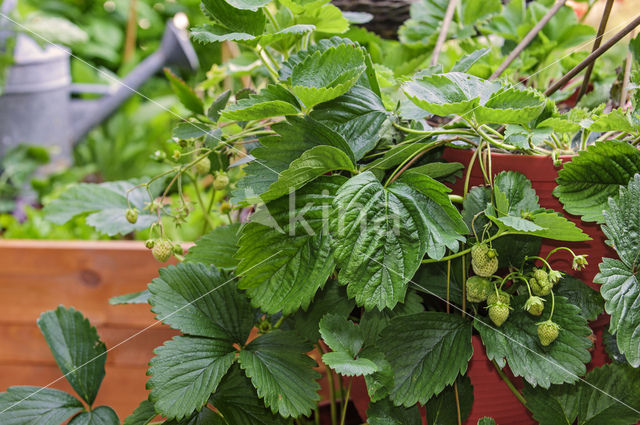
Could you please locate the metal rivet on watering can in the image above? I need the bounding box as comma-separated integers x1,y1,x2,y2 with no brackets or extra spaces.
0,14,199,168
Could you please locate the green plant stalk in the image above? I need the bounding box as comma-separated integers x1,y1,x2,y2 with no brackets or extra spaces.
393,122,476,137
422,231,514,264
262,6,281,32
384,139,451,186
186,172,216,230
525,255,553,271
201,188,217,235
256,46,280,81
320,343,338,425
339,378,353,425
491,360,529,408
454,380,462,425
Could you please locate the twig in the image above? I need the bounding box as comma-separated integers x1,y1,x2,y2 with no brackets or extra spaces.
123,0,138,63
490,0,567,80
620,30,636,109
545,14,640,96
577,0,614,100
431,0,458,66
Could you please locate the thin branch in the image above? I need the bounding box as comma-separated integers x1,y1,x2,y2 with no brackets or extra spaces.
620,29,637,109
490,0,567,80
577,0,614,100
545,14,640,96
431,0,458,66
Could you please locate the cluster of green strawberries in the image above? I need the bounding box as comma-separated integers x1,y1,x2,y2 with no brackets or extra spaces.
123,150,231,263
465,242,587,346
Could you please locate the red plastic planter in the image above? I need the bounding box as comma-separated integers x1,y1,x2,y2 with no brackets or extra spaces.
441,147,613,289
351,148,614,425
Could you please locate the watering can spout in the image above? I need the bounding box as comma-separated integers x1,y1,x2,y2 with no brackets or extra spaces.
70,19,198,143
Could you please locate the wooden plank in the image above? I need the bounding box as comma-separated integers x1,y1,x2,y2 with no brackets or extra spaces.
0,240,178,328
0,323,178,366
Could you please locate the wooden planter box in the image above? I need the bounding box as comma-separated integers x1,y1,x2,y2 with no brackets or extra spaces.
0,240,179,419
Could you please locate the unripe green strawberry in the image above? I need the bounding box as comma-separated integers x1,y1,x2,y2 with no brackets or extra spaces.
125,208,138,224
573,255,588,271
537,320,560,346
145,239,155,249
533,268,549,285
548,270,562,285
152,240,172,262
172,244,184,255
220,201,231,214
214,173,229,191
489,302,510,327
194,157,211,175
466,276,493,303
471,243,499,277
530,277,552,296
487,289,510,306
524,296,545,316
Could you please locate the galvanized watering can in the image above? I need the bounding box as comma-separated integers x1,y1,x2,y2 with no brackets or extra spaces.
0,14,198,166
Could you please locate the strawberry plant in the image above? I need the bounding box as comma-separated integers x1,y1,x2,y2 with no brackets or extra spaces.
3,0,640,424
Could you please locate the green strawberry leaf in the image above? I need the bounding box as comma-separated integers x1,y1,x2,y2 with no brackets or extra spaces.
224,0,271,11
259,24,316,46
474,86,546,125
475,295,592,388
238,330,321,417
291,281,355,342
451,48,491,73
148,336,236,420
403,72,500,117
109,289,150,305
236,176,344,314
208,90,231,122
524,363,640,425
589,109,638,134
290,44,366,108
295,3,349,34
123,400,157,425
37,307,106,406
493,171,540,216
280,37,354,81
43,180,158,236
184,224,241,270
172,122,212,139
360,290,425,345
522,383,577,425
477,419,496,425
330,172,466,310
380,312,473,406
232,116,353,205
487,209,590,241
164,68,204,115
0,387,83,425
220,85,300,121
201,0,266,35
577,363,640,425
555,275,603,321
461,0,502,25
594,175,640,366
367,398,422,425
259,145,355,203
190,24,256,44
319,313,380,376
148,264,254,343
425,376,474,425
554,141,640,223
68,406,119,425
319,313,364,356
602,329,627,364
210,365,290,425
310,85,389,160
